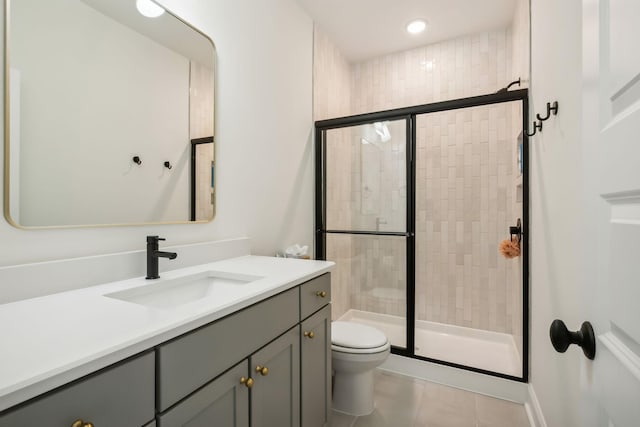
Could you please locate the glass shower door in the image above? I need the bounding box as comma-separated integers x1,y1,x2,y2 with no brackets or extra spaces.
318,118,410,349
413,101,524,377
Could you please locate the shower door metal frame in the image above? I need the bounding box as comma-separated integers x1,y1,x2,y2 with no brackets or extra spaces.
315,89,529,383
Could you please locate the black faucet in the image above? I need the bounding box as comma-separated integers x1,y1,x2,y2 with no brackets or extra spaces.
146,236,177,279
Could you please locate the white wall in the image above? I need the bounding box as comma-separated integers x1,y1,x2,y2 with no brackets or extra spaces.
0,0,314,291
529,0,583,425
12,0,190,226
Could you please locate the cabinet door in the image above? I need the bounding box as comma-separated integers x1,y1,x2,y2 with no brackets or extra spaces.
301,304,332,427
157,361,249,427
250,326,300,427
0,352,155,427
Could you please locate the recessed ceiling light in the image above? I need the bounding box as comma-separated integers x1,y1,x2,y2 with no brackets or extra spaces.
136,0,165,18
406,19,427,35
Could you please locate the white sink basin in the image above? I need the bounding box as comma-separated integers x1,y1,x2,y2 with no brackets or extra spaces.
105,271,263,309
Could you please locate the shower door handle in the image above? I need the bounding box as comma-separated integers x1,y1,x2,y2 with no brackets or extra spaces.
549,319,596,360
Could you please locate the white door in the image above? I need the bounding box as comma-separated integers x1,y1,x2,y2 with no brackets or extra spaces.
581,0,640,425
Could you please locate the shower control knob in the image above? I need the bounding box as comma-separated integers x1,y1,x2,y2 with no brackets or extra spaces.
549,319,596,360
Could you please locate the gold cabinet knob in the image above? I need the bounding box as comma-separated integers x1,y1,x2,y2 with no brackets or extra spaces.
84,424,95,427
240,376,254,388
316,291,327,298
71,421,83,427
304,331,315,339
255,365,269,376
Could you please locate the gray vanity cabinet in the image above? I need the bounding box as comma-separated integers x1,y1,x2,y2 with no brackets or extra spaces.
156,287,300,412
157,273,330,427
0,352,155,427
0,273,331,427
250,326,300,427
300,304,332,427
157,361,249,427
159,326,300,427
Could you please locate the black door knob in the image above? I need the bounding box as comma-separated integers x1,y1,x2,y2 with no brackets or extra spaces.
549,319,596,360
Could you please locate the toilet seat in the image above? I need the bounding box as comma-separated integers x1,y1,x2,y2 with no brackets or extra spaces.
331,342,390,354
332,321,389,354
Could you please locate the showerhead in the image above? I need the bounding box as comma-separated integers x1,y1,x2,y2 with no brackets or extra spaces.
496,78,521,94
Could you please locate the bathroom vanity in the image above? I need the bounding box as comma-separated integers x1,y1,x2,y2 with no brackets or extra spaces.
0,256,333,427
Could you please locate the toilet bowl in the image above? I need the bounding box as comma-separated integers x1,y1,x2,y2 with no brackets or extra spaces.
331,321,390,416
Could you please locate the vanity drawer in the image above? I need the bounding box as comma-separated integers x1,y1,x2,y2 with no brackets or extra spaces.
157,287,300,411
0,352,154,427
299,273,331,320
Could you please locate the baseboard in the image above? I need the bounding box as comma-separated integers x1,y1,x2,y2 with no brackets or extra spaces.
525,384,547,427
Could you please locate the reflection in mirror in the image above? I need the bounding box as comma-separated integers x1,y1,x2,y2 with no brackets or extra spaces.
5,0,216,227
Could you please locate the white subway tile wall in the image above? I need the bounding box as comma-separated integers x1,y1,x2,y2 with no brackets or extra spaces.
313,28,351,121
351,29,512,115
416,102,521,333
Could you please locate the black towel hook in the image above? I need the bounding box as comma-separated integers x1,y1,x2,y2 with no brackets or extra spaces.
525,120,542,137
164,161,173,170
132,156,142,165
536,101,559,121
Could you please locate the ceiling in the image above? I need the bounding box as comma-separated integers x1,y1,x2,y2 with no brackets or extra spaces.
297,0,517,63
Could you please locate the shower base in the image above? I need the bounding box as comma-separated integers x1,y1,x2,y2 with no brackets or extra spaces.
338,309,522,377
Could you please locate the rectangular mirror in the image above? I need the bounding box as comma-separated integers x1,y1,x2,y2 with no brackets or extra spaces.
4,0,216,227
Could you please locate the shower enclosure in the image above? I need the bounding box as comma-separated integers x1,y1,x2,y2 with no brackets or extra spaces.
315,90,529,381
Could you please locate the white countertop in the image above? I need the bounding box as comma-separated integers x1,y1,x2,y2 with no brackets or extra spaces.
0,255,334,412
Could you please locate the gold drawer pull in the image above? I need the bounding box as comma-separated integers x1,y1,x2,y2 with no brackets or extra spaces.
71,421,94,427
304,331,315,339
240,376,254,388
315,291,327,298
255,365,269,376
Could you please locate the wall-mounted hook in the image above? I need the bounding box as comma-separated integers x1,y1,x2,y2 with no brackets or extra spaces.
509,218,522,243
525,120,542,137
536,101,559,121
132,156,142,165
164,161,173,170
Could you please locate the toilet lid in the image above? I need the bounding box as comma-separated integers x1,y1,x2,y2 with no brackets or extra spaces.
332,321,388,349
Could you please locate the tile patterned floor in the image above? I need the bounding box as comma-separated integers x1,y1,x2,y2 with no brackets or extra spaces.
330,370,530,427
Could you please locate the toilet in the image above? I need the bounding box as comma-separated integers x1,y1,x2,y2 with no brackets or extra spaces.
331,321,390,416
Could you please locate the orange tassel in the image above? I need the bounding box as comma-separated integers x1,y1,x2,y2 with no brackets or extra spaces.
499,238,521,259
